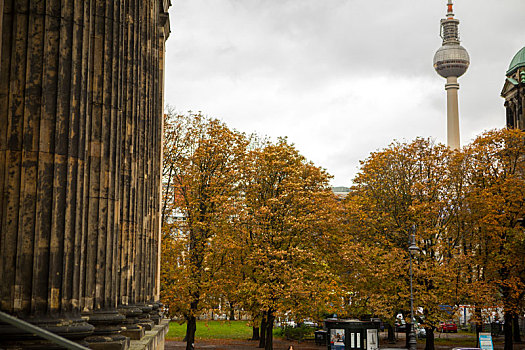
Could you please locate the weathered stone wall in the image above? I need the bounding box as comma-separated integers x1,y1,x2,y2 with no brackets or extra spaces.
0,0,169,348
129,319,169,350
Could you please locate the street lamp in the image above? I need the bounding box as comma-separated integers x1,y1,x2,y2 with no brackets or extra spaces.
408,227,420,350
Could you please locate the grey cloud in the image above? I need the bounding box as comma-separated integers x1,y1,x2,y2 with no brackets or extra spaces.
165,0,525,185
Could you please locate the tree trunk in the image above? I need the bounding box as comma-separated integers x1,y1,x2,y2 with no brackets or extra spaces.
387,323,395,342
265,310,275,350
405,323,411,349
259,314,267,348
229,304,235,321
513,314,521,343
425,327,435,350
476,307,483,348
252,326,260,341
504,312,513,350
185,315,197,350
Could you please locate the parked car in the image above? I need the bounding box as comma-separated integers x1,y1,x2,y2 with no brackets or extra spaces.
416,327,426,339
395,320,407,332
303,321,318,328
283,320,297,328
437,321,458,333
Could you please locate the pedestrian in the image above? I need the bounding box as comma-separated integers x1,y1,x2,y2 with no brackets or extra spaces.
288,346,294,350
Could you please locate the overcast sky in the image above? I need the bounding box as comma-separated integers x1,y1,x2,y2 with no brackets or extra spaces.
164,0,525,186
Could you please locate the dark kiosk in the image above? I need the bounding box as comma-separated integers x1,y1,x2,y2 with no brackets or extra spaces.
324,319,380,350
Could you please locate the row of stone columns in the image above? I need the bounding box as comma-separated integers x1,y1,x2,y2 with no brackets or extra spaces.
505,96,524,130
0,0,169,348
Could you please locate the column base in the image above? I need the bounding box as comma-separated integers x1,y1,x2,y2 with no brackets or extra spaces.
0,314,94,349
149,303,161,325
136,304,155,331
86,336,130,350
121,326,145,340
118,305,145,340
85,309,128,350
0,339,90,350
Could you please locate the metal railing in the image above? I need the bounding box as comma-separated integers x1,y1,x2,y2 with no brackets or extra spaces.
0,311,89,350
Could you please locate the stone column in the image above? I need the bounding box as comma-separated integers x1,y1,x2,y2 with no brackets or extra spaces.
516,88,525,130
140,0,168,327
80,1,128,349
134,0,158,332
115,0,169,335
0,0,95,346
0,0,4,66
117,0,149,340
153,0,171,324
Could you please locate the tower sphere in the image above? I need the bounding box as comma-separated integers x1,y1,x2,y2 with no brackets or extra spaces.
433,44,470,78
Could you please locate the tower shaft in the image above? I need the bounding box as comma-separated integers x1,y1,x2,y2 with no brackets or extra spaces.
446,77,461,149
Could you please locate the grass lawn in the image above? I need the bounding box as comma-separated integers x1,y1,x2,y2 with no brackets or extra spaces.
166,320,255,340
432,337,477,347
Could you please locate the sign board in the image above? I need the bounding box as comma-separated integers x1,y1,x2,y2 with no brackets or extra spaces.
479,332,494,350
366,329,378,350
330,329,345,350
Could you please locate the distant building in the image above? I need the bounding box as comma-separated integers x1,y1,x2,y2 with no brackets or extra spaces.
332,186,350,199
501,46,525,130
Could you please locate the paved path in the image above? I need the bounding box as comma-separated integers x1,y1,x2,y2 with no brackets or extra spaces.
165,339,324,350
166,335,525,350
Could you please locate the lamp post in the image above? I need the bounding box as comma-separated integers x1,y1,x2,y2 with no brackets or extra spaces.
408,227,420,350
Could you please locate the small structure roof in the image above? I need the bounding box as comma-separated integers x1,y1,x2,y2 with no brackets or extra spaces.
507,46,525,76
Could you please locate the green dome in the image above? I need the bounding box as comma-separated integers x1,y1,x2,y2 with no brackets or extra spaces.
507,46,525,75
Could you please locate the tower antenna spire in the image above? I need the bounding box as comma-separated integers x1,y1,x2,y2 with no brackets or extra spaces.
447,0,454,18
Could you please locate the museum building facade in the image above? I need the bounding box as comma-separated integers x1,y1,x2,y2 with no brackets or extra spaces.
0,0,171,349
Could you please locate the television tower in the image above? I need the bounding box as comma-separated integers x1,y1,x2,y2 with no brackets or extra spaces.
433,0,470,149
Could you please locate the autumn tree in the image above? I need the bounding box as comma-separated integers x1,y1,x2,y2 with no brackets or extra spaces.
343,138,466,350
462,129,525,350
449,149,500,345
237,138,342,350
160,111,248,350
